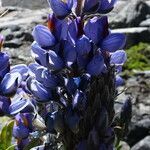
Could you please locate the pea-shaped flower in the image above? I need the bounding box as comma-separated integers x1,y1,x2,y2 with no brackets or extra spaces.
83,0,99,13
0,96,11,116
86,53,104,75
0,72,22,96
97,0,117,14
84,16,108,44
0,52,10,81
32,25,56,48
48,0,74,19
27,78,52,103
101,33,126,52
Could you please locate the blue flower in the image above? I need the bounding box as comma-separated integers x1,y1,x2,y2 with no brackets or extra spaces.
76,35,91,56
13,122,29,139
32,25,56,48
86,53,104,75
0,52,10,81
0,72,22,96
27,77,52,103
115,75,124,87
11,64,29,81
48,0,74,19
61,18,78,45
97,0,117,14
110,50,127,65
0,96,11,116
64,41,77,67
9,98,35,115
101,33,126,52
83,0,99,13
84,16,109,44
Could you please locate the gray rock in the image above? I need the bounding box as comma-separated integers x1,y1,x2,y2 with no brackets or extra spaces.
140,18,150,27
110,0,150,28
112,27,150,48
1,0,48,9
127,118,150,146
3,39,22,48
131,136,150,150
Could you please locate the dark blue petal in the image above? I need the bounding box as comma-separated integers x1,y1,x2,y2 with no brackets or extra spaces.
47,50,64,71
35,67,58,88
17,138,29,150
86,53,104,75
101,33,126,52
78,74,91,91
11,64,29,80
83,0,99,13
64,41,77,67
72,90,87,112
0,72,22,96
27,78,52,103
31,42,48,66
0,52,10,80
9,98,35,115
0,96,11,116
115,75,124,87
13,123,29,139
76,35,91,56
65,109,80,133
47,13,64,40
84,16,108,44
98,0,117,14
32,25,56,48
48,0,73,18
65,78,78,95
110,50,127,65
61,18,78,45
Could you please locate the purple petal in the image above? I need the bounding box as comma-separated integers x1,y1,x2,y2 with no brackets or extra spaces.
13,123,29,139
31,42,48,67
0,96,11,116
0,52,10,80
48,0,73,18
72,90,87,111
64,41,77,67
83,0,99,13
0,72,22,96
84,16,108,44
86,53,104,75
9,98,35,115
11,64,29,80
101,33,126,52
110,50,127,65
32,25,56,48
27,78,52,103
48,50,64,71
76,35,91,56
115,75,124,87
98,0,117,13
61,18,78,45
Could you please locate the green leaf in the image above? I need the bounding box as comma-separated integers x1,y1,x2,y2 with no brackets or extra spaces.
0,124,7,149
23,138,42,150
6,144,16,150
6,120,14,148
0,120,14,150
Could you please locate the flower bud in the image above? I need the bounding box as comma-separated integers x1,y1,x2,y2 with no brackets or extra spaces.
101,33,126,52
48,0,74,19
0,72,22,96
32,25,56,48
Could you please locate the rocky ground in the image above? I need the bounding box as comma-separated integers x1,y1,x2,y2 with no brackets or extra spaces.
0,0,150,149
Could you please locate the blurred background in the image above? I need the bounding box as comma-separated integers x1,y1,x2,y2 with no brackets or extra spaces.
0,0,150,149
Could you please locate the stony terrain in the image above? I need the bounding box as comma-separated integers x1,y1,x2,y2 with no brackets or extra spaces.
0,0,150,149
